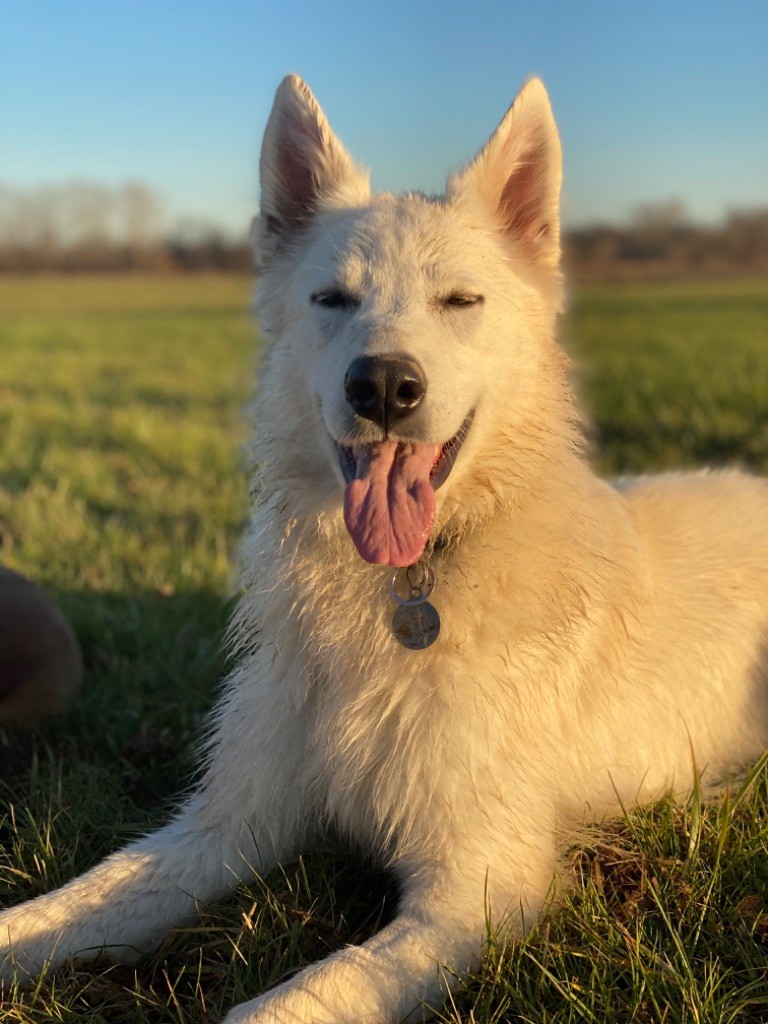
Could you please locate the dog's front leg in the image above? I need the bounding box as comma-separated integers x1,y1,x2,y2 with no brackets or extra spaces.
0,660,309,984
220,850,550,1024
223,906,478,1023
0,794,249,982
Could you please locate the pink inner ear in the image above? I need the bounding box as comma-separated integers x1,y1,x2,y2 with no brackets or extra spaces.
499,139,549,243
274,114,325,225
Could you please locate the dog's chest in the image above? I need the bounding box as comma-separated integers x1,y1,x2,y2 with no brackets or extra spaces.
286,537,560,853
300,612,543,860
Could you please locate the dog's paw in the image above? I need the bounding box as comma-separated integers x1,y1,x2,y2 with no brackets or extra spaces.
0,904,61,990
220,993,281,1024
220,990,353,1024
220,987,386,1024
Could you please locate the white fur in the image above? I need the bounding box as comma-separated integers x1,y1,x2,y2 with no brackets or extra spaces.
2,75,768,1023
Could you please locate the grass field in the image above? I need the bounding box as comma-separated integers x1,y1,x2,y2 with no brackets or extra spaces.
1,274,768,1023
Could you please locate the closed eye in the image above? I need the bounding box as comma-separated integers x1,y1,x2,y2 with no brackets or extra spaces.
310,288,359,311
442,293,484,309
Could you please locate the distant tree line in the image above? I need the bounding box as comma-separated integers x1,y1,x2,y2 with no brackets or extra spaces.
0,184,766,278
0,182,252,272
566,200,768,280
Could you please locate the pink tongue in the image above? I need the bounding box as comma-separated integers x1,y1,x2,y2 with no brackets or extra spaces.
343,441,437,566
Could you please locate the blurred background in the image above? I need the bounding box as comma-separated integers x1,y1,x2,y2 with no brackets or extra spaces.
1,6,768,1020
1,0,766,277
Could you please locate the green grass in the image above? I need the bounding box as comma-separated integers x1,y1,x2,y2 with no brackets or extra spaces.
1,275,768,1022
568,279,768,475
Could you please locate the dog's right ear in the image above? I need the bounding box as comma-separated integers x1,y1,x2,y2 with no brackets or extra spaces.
255,76,370,269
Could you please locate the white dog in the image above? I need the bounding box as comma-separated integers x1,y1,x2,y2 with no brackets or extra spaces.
2,75,768,1024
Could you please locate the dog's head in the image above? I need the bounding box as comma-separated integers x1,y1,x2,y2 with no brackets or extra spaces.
253,76,566,568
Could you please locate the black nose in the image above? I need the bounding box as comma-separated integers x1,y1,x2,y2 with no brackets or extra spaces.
344,354,427,432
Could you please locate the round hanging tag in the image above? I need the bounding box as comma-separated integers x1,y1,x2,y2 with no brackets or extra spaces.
392,601,441,650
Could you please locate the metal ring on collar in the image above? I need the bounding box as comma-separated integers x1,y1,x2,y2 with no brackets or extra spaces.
389,564,436,607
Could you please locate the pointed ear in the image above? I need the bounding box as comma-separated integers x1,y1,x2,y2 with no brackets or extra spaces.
255,75,370,267
448,79,562,268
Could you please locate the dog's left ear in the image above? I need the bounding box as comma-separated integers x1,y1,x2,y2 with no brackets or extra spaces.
448,79,562,268
255,75,370,269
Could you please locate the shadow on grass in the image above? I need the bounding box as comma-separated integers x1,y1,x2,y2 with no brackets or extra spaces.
1,585,235,808
38,843,397,1024
0,585,398,1022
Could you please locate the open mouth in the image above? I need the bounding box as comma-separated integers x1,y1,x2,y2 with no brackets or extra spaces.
334,412,474,567
335,411,474,490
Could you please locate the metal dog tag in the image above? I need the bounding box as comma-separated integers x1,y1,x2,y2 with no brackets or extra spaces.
389,562,440,650
392,602,441,650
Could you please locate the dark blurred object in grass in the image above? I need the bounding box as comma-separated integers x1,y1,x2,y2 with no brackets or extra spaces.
0,566,82,725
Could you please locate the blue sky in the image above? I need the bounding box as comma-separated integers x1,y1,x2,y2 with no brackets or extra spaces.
1,0,766,235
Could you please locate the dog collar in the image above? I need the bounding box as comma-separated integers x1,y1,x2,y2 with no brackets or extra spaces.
389,559,440,650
